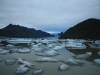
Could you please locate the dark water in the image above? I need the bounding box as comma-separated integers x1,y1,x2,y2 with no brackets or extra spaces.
0,43,100,75
67,48,100,62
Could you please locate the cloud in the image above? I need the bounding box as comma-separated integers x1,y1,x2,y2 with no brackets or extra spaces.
0,0,100,33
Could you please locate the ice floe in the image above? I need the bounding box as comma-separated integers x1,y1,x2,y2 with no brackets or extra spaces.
93,59,100,66
17,58,35,68
33,47,43,52
0,50,9,54
63,59,84,66
52,45,64,51
88,44,100,49
33,69,44,75
59,64,69,71
73,52,92,59
47,44,56,48
15,64,29,74
98,52,100,56
35,57,57,62
66,42,86,49
6,44,14,47
5,59,16,65
9,48,18,53
17,48,31,53
35,50,59,56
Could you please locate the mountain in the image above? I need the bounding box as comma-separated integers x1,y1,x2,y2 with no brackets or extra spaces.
59,18,100,40
0,24,53,38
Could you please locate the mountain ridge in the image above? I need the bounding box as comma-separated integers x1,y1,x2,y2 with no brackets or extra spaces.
0,24,53,38
59,18,100,40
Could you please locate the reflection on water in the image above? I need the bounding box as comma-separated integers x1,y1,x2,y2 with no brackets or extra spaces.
67,47,100,62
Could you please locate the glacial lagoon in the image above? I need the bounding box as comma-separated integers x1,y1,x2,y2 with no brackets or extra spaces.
0,38,100,75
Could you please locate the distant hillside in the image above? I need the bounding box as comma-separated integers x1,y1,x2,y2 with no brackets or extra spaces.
59,18,100,40
0,24,53,38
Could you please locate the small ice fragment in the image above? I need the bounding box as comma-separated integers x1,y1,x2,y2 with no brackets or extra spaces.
17,58,35,68
59,64,69,71
36,57,57,62
6,44,14,47
98,52,100,56
73,52,92,59
64,59,84,66
52,45,64,51
93,59,100,66
15,65,29,74
5,59,16,65
9,48,18,53
0,50,9,54
17,48,31,53
33,69,43,75
35,50,59,56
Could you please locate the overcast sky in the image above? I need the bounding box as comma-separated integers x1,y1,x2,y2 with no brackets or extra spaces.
0,0,100,33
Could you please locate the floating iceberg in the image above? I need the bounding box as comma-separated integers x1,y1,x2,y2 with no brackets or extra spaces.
48,44,56,48
63,59,84,66
93,59,100,66
33,47,43,52
35,50,59,56
6,44,14,47
52,45,64,51
15,65,29,74
66,42,86,49
98,52,100,56
9,48,18,53
31,43,42,48
17,58,35,68
73,52,92,59
88,44,100,49
0,50,9,54
33,69,44,75
8,39,32,43
59,64,69,71
35,57,57,62
17,48,31,53
41,39,49,44
5,59,16,65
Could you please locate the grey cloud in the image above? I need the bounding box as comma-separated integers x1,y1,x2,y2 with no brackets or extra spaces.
0,0,100,33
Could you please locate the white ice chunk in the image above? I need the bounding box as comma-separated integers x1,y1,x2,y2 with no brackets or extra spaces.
35,50,59,56
36,57,57,62
15,65,29,74
59,64,69,71
17,48,31,53
33,48,43,52
5,59,16,65
98,52,100,56
66,42,86,49
93,59,100,66
0,50,9,54
88,44,100,49
64,59,84,66
9,48,18,53
6,44,14,47
17,58,35,68
52,45,64,51
33,69,43,75
73,52,92,59
48,44,56,48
